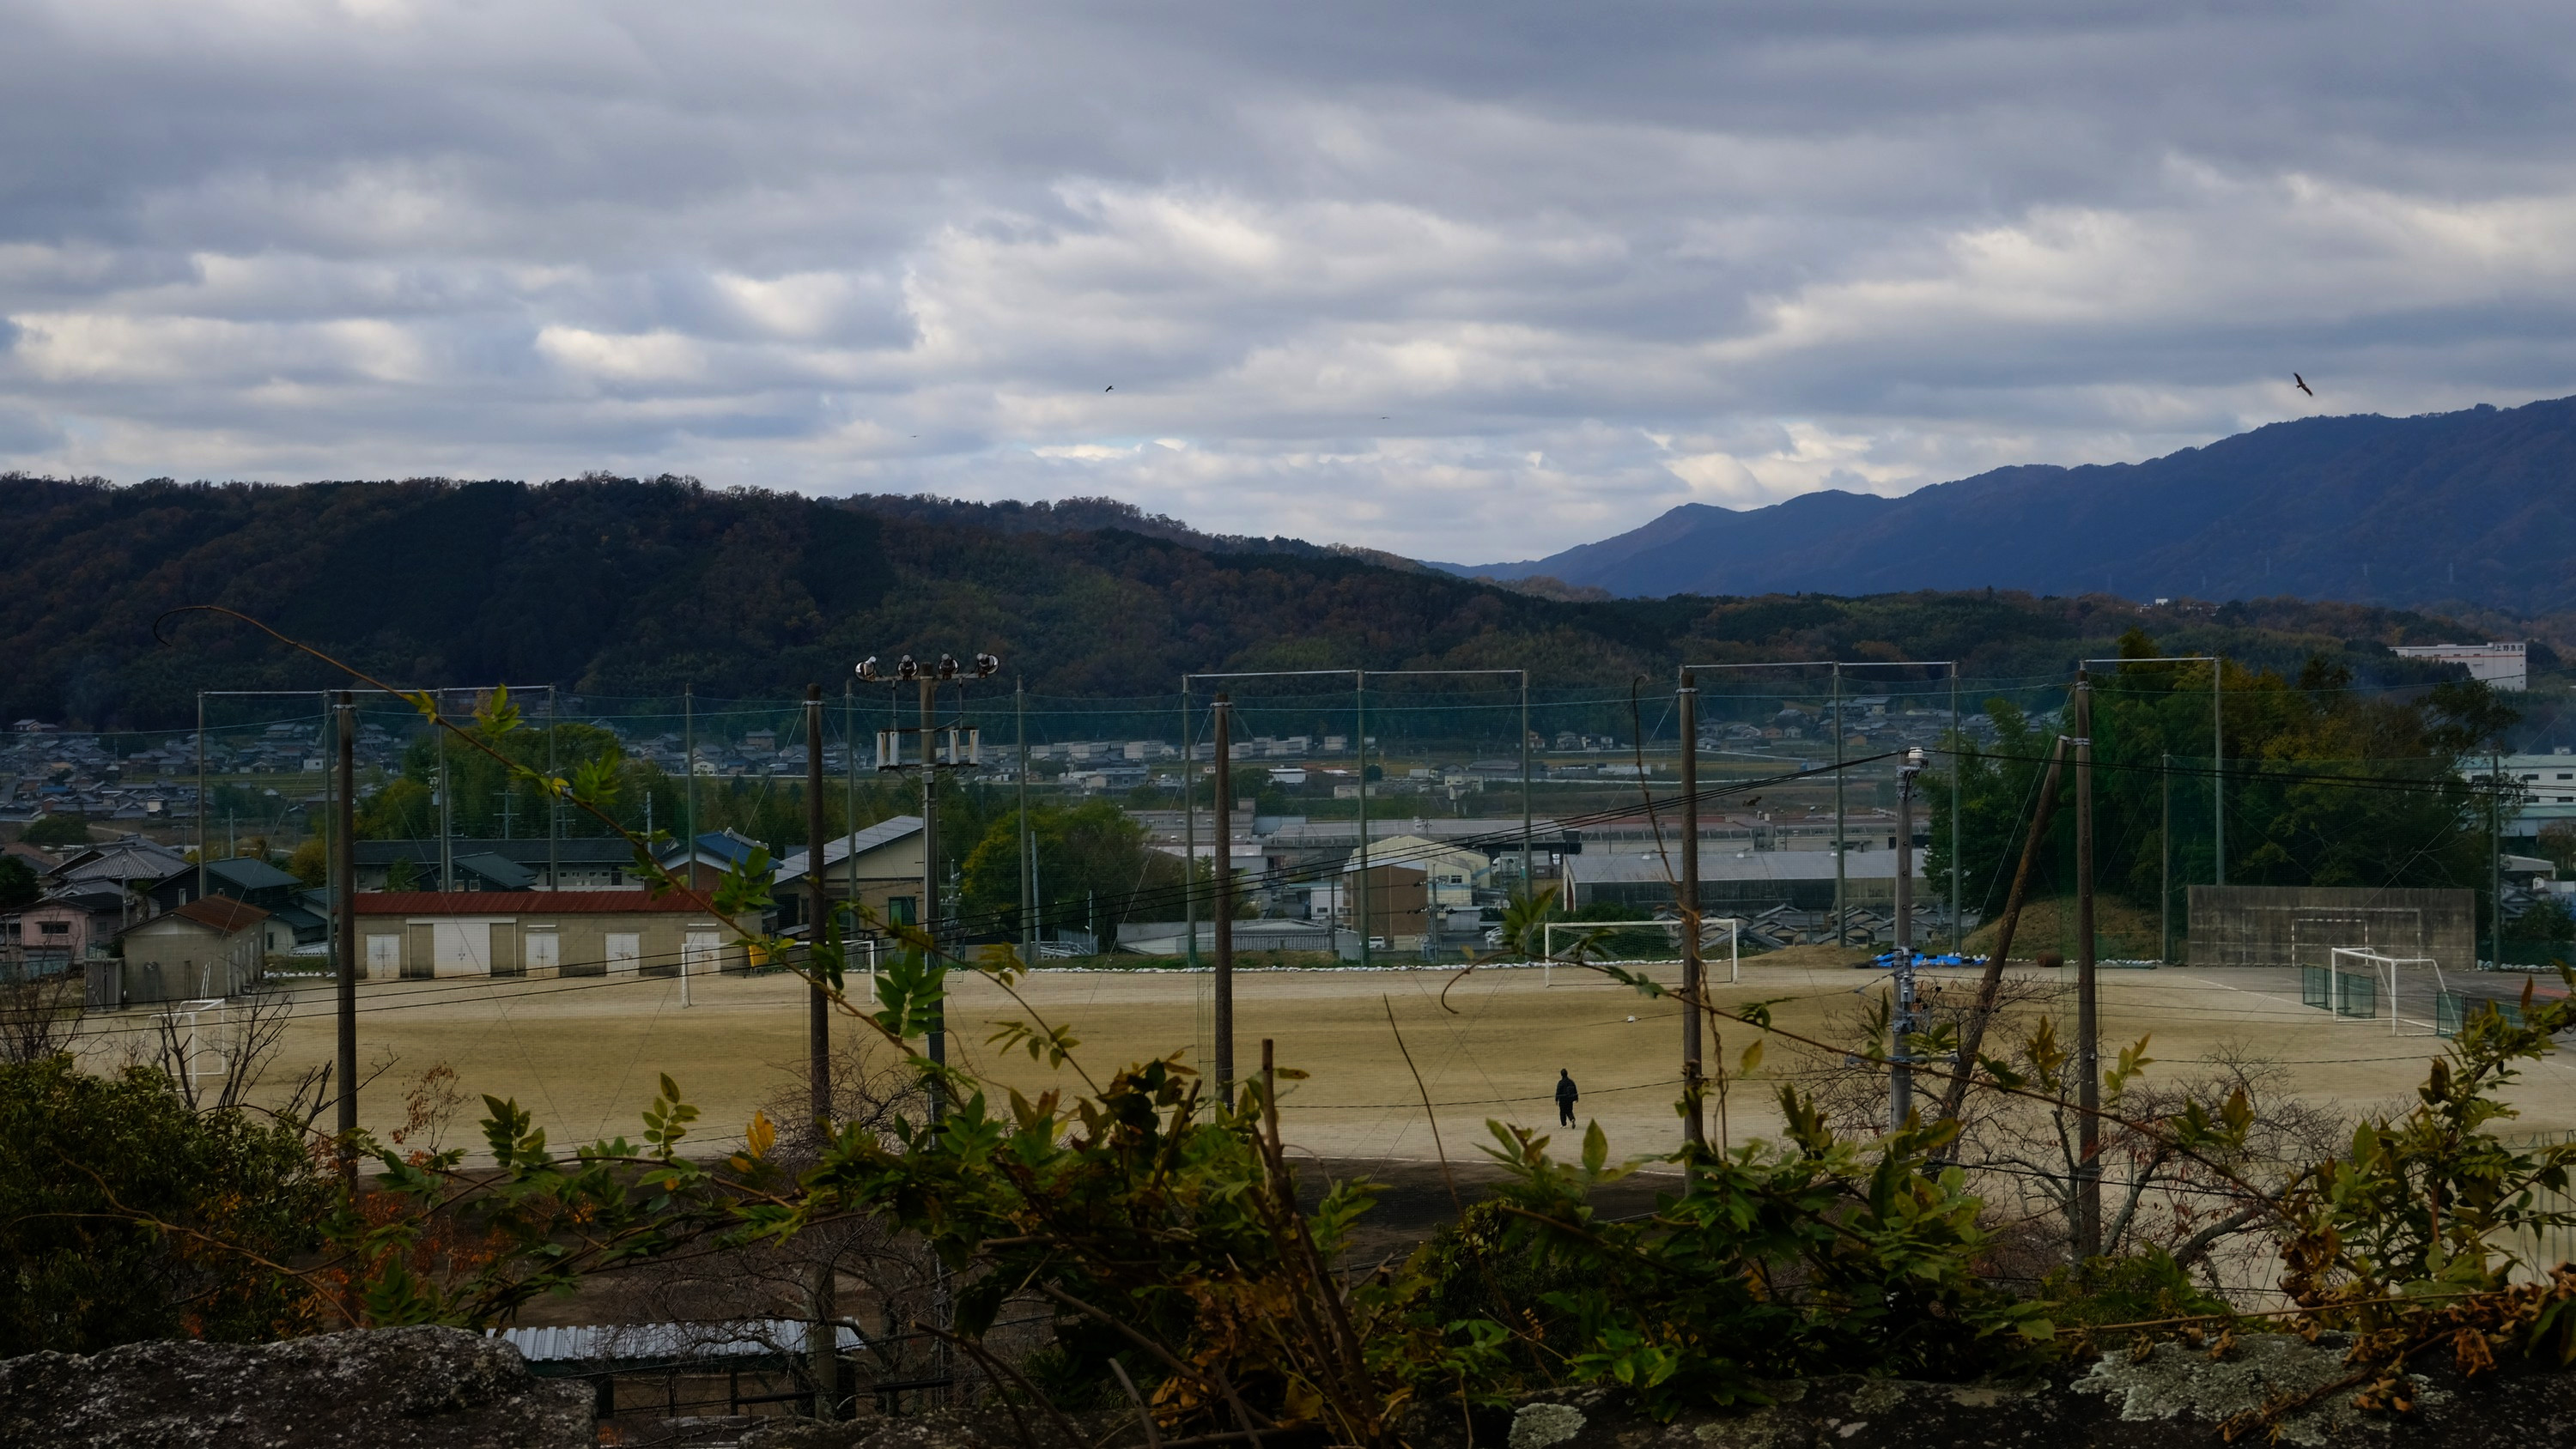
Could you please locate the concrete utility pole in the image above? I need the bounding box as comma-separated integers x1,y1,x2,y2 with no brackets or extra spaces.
1890,747,1923,1130
1355,671,1370,969
1182,682,1197,974
803,682,839,1422
683,685,696,882
1832,664,1845,945
2073,670,2101,1259
1212,693,1236,1105
333,692,357,1185
806,684,830,1131
920,673,940,1077
1018,679,1035,970
1677,671,1705,1158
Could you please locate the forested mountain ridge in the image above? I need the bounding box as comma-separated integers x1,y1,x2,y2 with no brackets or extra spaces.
1441,395,2576,611
0,473,2520,730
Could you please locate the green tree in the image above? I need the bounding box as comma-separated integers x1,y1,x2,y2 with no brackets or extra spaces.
0,857,37,910
957,799,1186,938
18,814,90,848
0,1057,331,1354
1929,632,2501,924
285,835,327,886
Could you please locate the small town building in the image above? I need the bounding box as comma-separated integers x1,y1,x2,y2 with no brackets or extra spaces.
109,896,273,1006
774,816,927,931
2392,641,2526,691
349,891,755,980
350,838,647,892
1561,846,1927,913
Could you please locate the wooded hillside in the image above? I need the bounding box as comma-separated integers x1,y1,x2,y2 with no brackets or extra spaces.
0,474,2509,728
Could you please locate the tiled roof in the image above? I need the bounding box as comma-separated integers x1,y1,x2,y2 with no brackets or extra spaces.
167,896,272,933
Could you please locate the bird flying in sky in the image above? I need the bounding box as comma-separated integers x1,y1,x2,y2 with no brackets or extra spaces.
2293,373,2313,397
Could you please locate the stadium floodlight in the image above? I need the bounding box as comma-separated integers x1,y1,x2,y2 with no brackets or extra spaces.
856,656,883,684
896,654,920,682
973,652,1001,678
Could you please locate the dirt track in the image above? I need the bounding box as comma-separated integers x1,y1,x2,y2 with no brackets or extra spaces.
76,957,2576,1166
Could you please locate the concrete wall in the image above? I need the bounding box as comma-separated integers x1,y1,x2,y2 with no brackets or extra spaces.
2186,884,2476,971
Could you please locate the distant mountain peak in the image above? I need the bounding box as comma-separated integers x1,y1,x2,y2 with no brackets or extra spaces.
1428,396,2576,611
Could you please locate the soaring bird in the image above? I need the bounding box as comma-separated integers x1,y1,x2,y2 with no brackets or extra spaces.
2293,373,2314,397
1104,385,1115,391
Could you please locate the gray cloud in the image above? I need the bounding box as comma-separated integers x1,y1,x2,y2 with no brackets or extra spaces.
5,0,2576,561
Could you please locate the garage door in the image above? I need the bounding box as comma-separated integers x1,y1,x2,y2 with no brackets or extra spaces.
432,922,492,978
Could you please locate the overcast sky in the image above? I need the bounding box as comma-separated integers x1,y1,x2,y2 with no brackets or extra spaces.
5,1,2575,562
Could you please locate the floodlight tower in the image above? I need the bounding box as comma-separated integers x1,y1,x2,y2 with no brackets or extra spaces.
858,649,1000,1088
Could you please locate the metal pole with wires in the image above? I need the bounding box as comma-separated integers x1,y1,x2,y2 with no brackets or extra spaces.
1212,693,1235,1105
1355,671,1370,969
2073,671,2101,1258
1018,678,1034,970
333,692,358,1184
1891,746,1923,1130
1677,670,1705,1160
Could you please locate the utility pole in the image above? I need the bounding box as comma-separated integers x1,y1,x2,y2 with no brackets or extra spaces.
805,685,830,1131
333,692,357,1185
1182,683,1198,973
1355,672,1370,969
683,685,696,883
1018,679,1034,970
1677,671,1705,1159
2073,670,2101,1259
1949,663,1962,954
804,682,839,1422
920,671,940,1079
2494,749,2506,969
1832,664,1845,945
2160,752,2172,964
1212,694,1236,1105
436,704,452,892
1891,747,1923,1129
2213,658,2226,887
1521,672,1534,896
545,685,558,892
196,691,208,904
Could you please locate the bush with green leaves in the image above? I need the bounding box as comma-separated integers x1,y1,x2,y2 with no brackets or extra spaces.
0,1056,332,1355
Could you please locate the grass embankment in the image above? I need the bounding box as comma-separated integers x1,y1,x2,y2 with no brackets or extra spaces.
1962,894,2166,961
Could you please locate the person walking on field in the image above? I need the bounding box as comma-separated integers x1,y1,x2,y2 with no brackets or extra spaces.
1555,1069,1578,1127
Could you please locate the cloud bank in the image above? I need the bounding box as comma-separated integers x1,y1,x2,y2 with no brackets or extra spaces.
5,0,2576,561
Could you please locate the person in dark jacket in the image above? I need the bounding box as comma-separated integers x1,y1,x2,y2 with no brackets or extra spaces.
1555,1069,1578,1126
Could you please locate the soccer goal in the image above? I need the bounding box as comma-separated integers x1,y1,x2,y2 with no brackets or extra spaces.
2323,948,2448,1037
156,997,231,1080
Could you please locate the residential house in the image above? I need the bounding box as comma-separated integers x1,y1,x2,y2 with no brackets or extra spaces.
349,891,755,980
1359,835,1491,912
654,829,775,892
350,838,646,891
774,816,926,931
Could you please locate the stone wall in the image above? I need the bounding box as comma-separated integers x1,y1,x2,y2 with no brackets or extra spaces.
0,1325,591,1448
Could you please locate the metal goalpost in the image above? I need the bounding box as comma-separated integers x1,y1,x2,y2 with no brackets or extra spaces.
2324,946,2446,1036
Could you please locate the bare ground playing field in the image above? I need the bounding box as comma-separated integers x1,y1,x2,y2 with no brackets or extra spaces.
73,957,2576,1168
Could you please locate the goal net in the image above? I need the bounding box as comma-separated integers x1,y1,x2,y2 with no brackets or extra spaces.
2318,948,2446,1036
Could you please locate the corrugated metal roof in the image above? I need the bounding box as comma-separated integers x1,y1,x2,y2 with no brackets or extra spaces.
776,816,924,881
492,1319,862,1365
1564,847,1924,885
352,891,722,915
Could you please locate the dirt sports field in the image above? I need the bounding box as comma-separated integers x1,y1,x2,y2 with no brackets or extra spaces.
70,955,2576,1166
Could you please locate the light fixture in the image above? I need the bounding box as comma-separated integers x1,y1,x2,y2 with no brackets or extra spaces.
855,656,882,683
